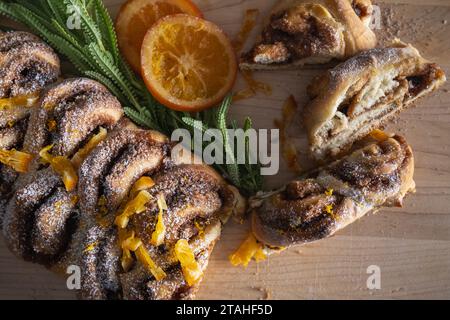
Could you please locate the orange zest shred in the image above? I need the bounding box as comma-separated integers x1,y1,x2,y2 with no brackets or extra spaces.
370,129,391,142
71,127,108,169
229,232,266,267
135,245,166,281
83,241,99,253
325,188,334,196
0,92,40,110
114,190,152,228
151,194,167,246
174,239,203,286
274,96,302,174
47,119,57,132
130,176,155,198
39,145,78,192
232,9,259,54
325,204,337,219
0,149,33,173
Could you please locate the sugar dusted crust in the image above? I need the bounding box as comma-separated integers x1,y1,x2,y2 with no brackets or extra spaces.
0,31,60,220
240,0,377,70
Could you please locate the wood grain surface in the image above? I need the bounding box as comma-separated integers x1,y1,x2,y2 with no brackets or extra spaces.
0,0,449,300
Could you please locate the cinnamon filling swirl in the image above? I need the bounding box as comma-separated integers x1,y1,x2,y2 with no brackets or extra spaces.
252,135,415,248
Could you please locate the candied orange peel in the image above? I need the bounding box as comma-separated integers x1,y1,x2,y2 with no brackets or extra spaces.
0,149,33,173
130,176,155,198
121,230,143,252
151,194,167,246
229,232,266,267
0,92,40,110
72,127,107,168
114,190,152,228
118,228,134,272
39,145,78,192
175,239,203,286
136,245,166,281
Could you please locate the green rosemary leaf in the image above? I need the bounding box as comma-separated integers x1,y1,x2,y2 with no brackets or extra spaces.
45,0,68,27
0,1,16,19
50,18,85,52
9,3,54,30
15,0,48,16
217,95,241,187
181,117,210,134
64,0,104,48
124,107,156,129
83,70,126,102
86,43,140,107
92,0,120,62
0,0,263,195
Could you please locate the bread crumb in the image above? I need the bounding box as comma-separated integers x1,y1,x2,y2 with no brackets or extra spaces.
259,287,272,300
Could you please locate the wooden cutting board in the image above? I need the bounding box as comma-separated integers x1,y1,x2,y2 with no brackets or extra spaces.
1,0,449,300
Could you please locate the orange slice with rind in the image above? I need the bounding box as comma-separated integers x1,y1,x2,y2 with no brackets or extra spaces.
141,14,238,111
116,0,202,72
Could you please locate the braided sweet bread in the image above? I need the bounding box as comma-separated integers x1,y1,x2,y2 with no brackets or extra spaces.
0,31,60,208
251,133,415,248
2,78,245,300
3,78,123,262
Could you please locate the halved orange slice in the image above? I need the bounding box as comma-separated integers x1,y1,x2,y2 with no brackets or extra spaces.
116,0,203,72
141,14,238,111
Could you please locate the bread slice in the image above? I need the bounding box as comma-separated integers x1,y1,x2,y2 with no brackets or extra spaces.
252,134,415,248
304,42,446,160
240,0,377,70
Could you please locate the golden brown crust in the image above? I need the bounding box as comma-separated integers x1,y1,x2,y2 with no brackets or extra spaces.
252,135,415,248
304,42,446,160
240,0,377,70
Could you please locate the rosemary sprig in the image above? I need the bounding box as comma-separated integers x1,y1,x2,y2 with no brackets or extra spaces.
0,0,262,195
